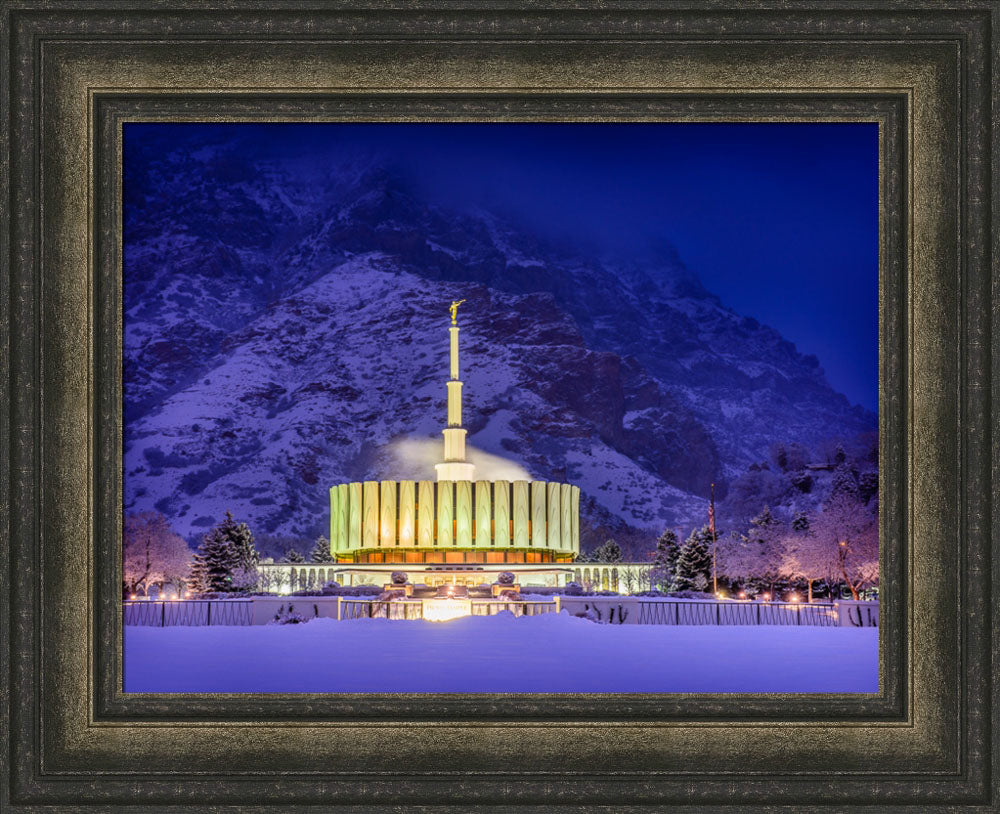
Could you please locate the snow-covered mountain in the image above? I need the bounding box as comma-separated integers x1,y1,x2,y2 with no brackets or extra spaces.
122,130,875,555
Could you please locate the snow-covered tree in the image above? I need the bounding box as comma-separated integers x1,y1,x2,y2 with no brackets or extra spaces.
187,551,209,595
269,568,289,595
673,526,713,591
812,492,878,599
779,521,836,602
720,466,790,529
227,515,260,590
189,530,229,595
770,441,809,472
123,511,192,597
830,463,860,501
310,535,335,563
189,511,259,594
650,528,680,591
742,506,787,598
857,471,879,505
717,530,757,589
593,539,623,563
282,548,305,564
257,569,276,593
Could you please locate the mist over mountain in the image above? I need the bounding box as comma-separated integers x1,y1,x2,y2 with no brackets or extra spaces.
122,129,875,558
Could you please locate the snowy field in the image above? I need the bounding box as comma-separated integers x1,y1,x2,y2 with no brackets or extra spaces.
124,612,879,694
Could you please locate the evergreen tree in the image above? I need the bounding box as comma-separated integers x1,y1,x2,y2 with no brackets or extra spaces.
187,550,209,595
310,535,335,563
857,471,879,505
283,548,305,564
593,539,622,563
225,513,259,590
750,504,776,530
189,511,258,594
673,526,714,591
830,463,859,500
651,528,681,591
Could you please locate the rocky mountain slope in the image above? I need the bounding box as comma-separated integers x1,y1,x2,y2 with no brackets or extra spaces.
123,130,875,556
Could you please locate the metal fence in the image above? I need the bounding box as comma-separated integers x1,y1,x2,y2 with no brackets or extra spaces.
636,600,837,627
338,599,559,620
339,598,425,620
470,600,558,617
123,600,254,627
123,597,837,627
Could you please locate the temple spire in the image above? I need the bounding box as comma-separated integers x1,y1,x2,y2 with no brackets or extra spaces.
435,300,476,482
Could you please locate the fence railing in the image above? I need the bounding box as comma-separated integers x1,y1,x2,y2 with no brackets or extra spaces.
635,600,837,627
123,600,253,627
123,597,843,627
340,598,425,620
339,599,560,620
470,600,558,617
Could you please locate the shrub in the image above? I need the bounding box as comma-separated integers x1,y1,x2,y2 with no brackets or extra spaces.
269,603,310,625
496,590,523,601
285,583,381,597
334,585,382,597
669,590,717,600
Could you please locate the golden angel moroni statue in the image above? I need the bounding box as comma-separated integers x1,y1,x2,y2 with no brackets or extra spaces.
449,299,466,325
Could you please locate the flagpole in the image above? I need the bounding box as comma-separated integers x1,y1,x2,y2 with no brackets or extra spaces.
709,482,718,594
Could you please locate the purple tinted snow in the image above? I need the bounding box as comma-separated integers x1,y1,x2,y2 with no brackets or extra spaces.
123,612,878,694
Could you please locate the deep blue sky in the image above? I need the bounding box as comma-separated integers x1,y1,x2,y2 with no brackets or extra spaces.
140,122,880,411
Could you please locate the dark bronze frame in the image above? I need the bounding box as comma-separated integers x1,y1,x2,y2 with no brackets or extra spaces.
2,3,995,811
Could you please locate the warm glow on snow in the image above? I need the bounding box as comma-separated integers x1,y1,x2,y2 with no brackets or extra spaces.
422,598,472,622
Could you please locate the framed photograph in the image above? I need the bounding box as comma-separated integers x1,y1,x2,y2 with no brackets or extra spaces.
119,120,881,696
2,3,995,811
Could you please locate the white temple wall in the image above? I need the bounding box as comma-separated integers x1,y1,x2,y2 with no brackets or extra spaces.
255,561,653,594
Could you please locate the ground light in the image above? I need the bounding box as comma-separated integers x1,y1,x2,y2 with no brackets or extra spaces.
422,598,472,622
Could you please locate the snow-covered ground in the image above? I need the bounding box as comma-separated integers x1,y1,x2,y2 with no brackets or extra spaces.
124,612,878,693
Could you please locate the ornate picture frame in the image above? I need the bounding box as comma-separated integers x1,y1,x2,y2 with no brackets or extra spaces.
2,3,995,810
